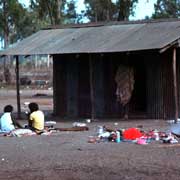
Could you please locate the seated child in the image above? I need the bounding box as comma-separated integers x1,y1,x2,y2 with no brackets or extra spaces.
28,102,44,134
0,105,22,133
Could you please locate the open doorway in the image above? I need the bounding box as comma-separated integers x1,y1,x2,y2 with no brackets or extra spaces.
129,60,147,117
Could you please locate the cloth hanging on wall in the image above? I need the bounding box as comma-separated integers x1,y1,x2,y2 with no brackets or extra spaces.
115,65,134,106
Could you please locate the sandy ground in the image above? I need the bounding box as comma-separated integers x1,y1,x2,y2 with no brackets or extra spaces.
0,89,180,180
0,120,180,180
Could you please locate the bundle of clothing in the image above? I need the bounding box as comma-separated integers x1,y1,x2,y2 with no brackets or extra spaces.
115,65,134,106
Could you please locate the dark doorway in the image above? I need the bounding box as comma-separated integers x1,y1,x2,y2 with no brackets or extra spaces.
130,60,147,117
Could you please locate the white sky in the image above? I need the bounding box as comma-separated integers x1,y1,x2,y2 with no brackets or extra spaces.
131,0,157,20
19,0,157,20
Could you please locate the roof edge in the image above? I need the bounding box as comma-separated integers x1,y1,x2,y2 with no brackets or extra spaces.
43,18,180,30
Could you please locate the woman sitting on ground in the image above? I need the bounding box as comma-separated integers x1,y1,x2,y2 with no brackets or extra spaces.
28,102,44,134
0,105,22,133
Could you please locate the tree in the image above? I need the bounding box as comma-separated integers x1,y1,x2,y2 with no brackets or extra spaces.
0,0,25,48
0,1,42,49
84,0,116,22
152,0,180,19
84,0,138,22
63,0,78,24
0,0,28,83
30,0,63,25
116,0,138,21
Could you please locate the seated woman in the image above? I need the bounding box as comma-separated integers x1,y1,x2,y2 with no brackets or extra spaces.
28,102,44,134
0,105,22,133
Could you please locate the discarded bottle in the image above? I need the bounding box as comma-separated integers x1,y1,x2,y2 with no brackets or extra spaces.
97,126,104,135
154,130,159,141
116,131,121,143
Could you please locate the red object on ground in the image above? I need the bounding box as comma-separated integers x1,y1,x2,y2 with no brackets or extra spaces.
123,128,143,140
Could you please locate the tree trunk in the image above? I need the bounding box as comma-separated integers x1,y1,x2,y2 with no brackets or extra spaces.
46,1,54,25
56,0,62,24
2,0,10,82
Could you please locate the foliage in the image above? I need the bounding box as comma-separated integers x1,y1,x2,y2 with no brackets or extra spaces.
0,0,41,48
84,0,138,22
30,0,63,25
84,0,116,22
0,0,24,47
30,0,80,25
152,0,180,19
62,0,78,24
116,0,138,21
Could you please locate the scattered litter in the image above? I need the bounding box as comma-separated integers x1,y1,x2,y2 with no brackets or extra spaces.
86,119,91,123
137,137,148,145
41,131,52,136
45,121,57,130
73,122,87,127
116,131,121,143
45,121,57,125
24,111,29,115
98,132,111,138
167,120,175,123
97,126,104,135
162,133,178,144
10,129,36,137
88,136,100,143
167,119,180,123
154,129,160,141
24,102,30,106
123,128,142,140
87,124,179,145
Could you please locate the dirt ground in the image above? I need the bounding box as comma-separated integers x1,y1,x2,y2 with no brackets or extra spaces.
0,89,180,180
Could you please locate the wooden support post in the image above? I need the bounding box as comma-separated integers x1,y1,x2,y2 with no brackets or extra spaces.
15,55,21,119
89,54,95,120
173,48,178,123
53,55,57,116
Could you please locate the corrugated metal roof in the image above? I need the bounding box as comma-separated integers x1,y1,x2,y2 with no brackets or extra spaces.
1,19,180,55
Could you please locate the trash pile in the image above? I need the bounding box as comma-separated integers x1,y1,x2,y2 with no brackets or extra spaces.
88,125,179,145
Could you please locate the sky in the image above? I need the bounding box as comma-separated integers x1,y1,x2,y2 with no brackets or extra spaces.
130,0,157,20
19,0,158,20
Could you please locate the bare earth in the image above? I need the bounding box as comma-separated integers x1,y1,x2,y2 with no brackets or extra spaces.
0,89,180,180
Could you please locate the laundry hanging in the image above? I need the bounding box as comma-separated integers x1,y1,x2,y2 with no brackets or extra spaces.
115,65,134,106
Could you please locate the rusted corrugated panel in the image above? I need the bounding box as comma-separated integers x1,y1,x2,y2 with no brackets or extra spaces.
1,19,180,55
162,51,175,119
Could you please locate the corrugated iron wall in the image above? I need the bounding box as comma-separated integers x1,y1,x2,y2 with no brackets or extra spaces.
146,51,174,119
53,50,179,120
161,50,175,119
